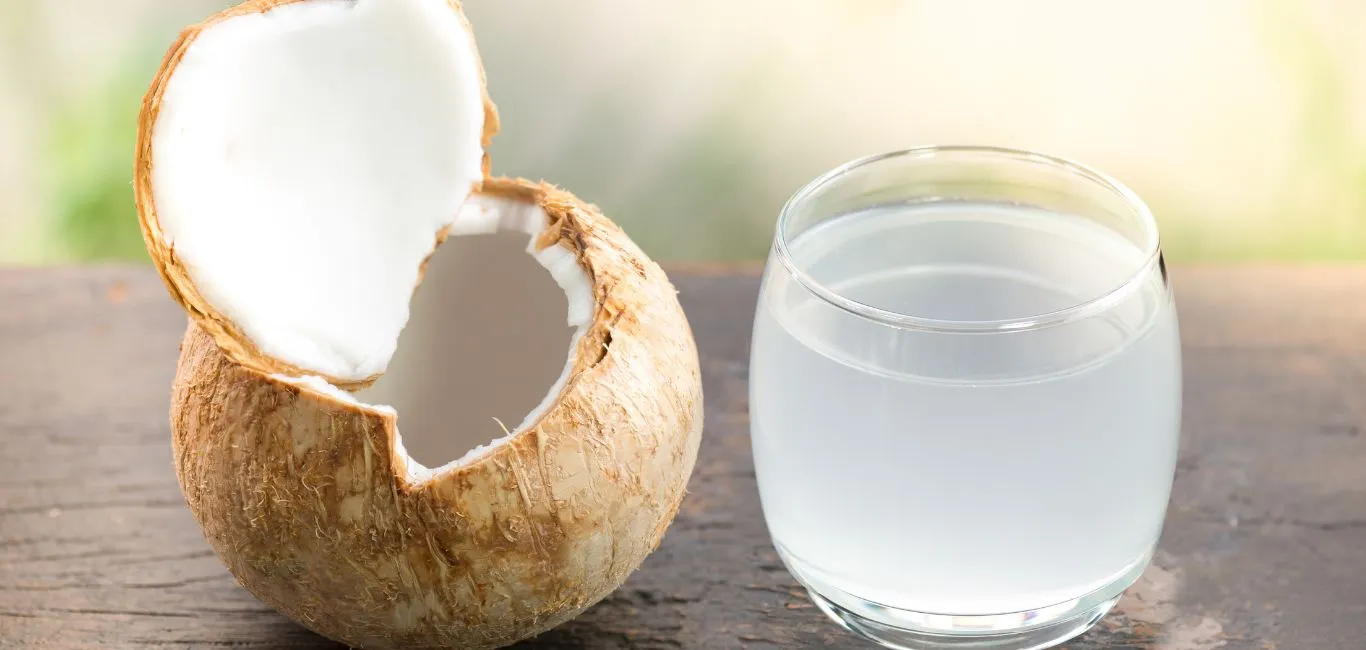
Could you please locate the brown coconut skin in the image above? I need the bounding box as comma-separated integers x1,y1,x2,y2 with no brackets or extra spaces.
136,0,501,391
170,179,704,649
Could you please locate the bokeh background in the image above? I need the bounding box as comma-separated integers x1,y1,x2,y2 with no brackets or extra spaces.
2,0,1365,263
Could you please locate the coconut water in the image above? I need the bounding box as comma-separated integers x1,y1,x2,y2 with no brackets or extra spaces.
750,202,1181,616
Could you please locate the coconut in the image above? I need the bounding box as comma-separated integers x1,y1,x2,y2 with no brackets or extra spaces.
133,1,703,648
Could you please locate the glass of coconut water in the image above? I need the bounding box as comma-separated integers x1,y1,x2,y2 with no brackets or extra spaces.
750,146,1181,650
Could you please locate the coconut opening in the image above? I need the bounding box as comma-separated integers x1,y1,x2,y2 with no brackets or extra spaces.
271,196,594,480
359,198,592,474
150,0,487,382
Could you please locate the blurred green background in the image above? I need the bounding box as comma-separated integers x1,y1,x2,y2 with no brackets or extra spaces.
2,0,1365,264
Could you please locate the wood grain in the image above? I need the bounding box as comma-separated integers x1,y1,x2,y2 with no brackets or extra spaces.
2,266,1364,649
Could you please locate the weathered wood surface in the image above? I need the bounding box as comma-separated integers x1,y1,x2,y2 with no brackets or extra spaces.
1,266,1364,649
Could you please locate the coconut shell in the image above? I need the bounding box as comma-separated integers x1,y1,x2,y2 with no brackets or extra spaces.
171,179,704,649
135,0,500,391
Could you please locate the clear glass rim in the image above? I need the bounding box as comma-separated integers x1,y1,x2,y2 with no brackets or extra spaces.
774,145,1164,333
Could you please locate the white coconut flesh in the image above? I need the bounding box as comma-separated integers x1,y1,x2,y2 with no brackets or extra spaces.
151,0,487,382
149,0,596,479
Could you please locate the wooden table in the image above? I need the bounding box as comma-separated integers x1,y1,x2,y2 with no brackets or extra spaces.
1,266,1363,649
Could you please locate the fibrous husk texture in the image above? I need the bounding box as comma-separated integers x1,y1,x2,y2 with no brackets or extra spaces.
171,179,703,649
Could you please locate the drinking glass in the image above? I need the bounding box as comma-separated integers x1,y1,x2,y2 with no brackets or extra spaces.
749,146,1182,650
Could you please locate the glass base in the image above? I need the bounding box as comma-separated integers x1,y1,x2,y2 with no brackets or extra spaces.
779,545,1150,650
808,590,1116,650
